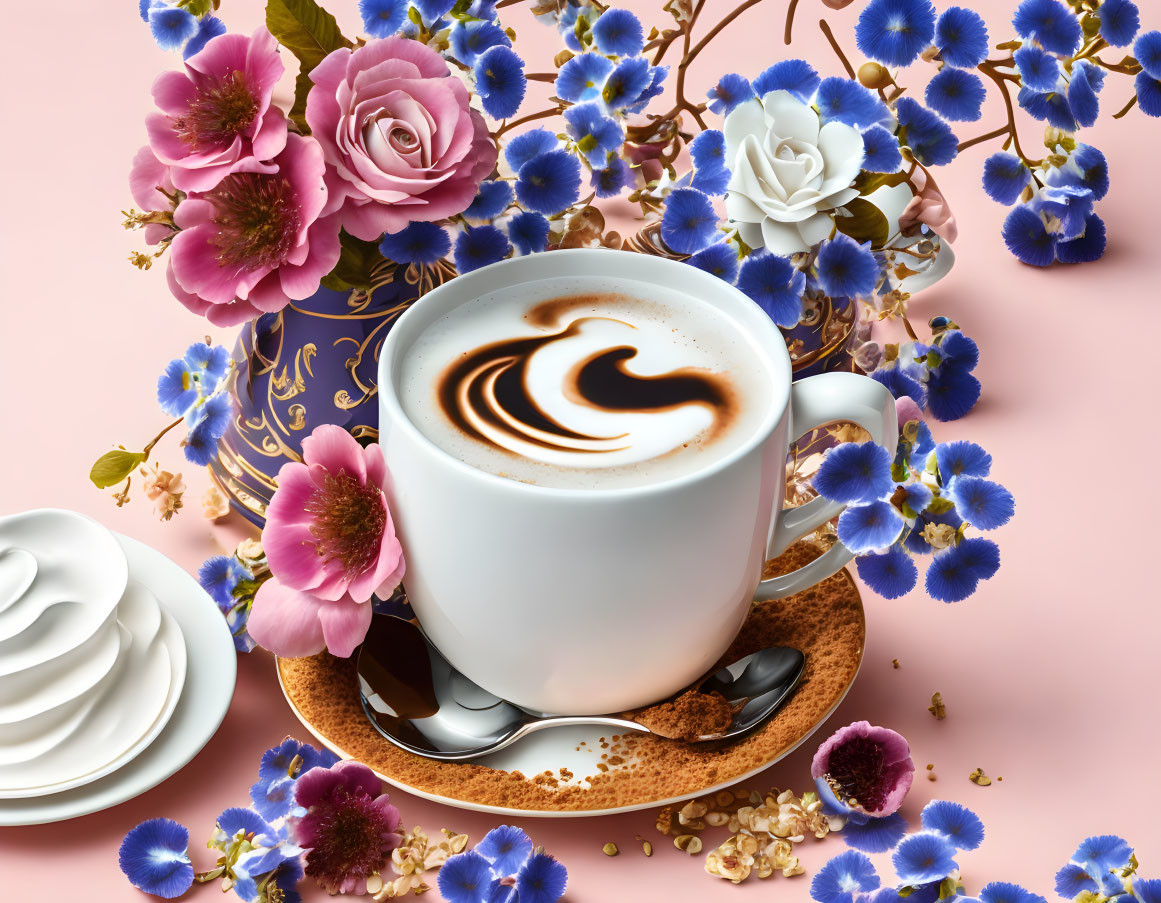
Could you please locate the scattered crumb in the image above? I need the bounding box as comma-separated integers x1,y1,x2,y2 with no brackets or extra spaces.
559,768,573,781
603,842,619,856
969,767,992,786
928,692,947,720
892,658,900,669
997,776,1003,782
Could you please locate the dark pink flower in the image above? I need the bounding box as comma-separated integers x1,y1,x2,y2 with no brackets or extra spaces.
129,146,178,247
247,425,405,658
290,760,402,895
811,721,915,818
305,37,497,240
146,27,287,193
166,133,341,327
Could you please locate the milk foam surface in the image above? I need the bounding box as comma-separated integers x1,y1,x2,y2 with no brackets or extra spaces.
398,279,773,489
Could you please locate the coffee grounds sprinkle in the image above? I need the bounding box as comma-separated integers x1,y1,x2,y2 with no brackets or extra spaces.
632,689,734,741
277,542,864,812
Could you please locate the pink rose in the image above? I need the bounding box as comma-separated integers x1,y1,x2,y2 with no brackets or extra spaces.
166,133,341,326
305,37,497,240
247,426,405,658
901,166,959,243
146,27,287,193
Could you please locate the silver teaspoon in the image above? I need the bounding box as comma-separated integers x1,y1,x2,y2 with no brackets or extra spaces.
356,616,805,762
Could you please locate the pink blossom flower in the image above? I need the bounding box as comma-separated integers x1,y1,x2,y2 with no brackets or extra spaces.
290,760,402,895
811,721,915,819
146,27,287,193
247,425,405,658
900,167,959,243
166,133,341,327
129,147,178,247
305,37,497,240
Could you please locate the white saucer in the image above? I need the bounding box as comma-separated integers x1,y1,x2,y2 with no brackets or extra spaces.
0,533,236,825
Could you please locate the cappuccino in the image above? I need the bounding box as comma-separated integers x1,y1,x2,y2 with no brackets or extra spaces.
398,282,773,489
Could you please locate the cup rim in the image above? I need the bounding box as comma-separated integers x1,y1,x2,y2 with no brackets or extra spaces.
377,248,792,499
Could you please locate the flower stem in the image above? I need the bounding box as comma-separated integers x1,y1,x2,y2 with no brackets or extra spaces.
143,417,185,458
1113,94,1139,119
956,125,1010,153
495,107,558,137
784,0,801,44
978,60,1036,165
819,19,857,79
902,316,920,342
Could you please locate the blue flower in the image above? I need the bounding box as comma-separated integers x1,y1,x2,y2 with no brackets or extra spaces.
592,8,643,57
937,330,978,369
926,363,980,421
752,59,820,102
1054,213,1106,263
1067,61,1103,129
119,818,194,899
505,129,558,173
439,850,498,903
1136,71,1161,116
892,831,958,885
474,45,526,120
935,7,989,68
1013,0,1082,55
925,538,1001,600
198,555,248,607
814,441,894,504
1071,834,1134,875
516,852,568,903
896,98,958,166
465,180,515,222
591,154,632,197
862,125,903,172
737,253,805,327
1046,144,1109,201
816,234,880,299
811,850,880,903
184,342,229,382
838,500,906,553
907,420,936,468
183,15,226,58
514,149,581,215
686,242,739,283
602,56,652,110
841,812,910,853
379,222,451,266
707,73,755,115
624,63,667,114
982,153,1031,205
980,883,1047,903
873,366,927,409
1014,45,1062,92
661,187,718,254
157,359,200,417
476,826,533,876
359,0,407,37
1136,30,1161,80
902,481,933,514
856,546,919,599
920,800,985,850
414,0,455,20
250,774,297,821
139,0,155,22
817,77,890,128
1099,0,1139,46
1035,184,1094,240
149,6,198,51
449,19,509,67
925,68,985,122
1018,86,1079,131
184,392,232,465
556,53,614,103
936,441,991,482
689,130,729,195
257,738,338,785
564,102,624,167
1054,863,1099,898
1135,880,1161,903
1003,204,1056,266
856,0,937,67
454,225,512,273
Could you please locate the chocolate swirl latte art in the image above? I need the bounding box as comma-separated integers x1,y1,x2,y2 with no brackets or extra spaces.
400,291,772,489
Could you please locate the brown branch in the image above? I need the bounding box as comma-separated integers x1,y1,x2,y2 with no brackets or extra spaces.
1113,95,1139,119
978,60,1034,164
682,0,766,67
819,19,856,79
957,125,1010,153
494,106,558,137
784,0,801,45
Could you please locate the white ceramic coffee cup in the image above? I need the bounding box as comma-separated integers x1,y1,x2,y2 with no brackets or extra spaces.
378,249,896,715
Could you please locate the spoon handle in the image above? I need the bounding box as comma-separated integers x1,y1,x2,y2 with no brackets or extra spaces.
511,715,649,745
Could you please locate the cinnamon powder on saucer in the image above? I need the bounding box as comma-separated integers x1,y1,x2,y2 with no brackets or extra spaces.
631,690,735,741
277,541,864,812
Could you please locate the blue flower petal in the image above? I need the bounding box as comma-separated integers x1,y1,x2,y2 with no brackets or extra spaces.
1012,0,1082,55
862,125,903,173
555,53,614,104
515,852,568,903
1002,204,1056,267
737,253,805,327
979,882,1047,903
938,331,979,370
505,129,558,173
872,366,927,409
182,15,226,59
838,500,906,553
563,102,624,168
925,68,986,122
1135,30,1161,80
438,850,498,903
1100,0,1139,47
1014,45,1062,92
935,6,989,68
936,440,991,481
157,358,199,417
1046,144,1109,201
591,155,632,198
1054,213,1106,263
508,211,550,255
592,8,643,56
464,180,515,222
1136,71,1161,117
449,19,509,67
380,221,451,266
707,73,755,115
1134,879,1161,903
920,800,985,850
856,546,919,598
811,849,880,903
817,77,891,128
119,818,194,899
1067,61,1102,129
892,831,959,884
982,152,1031,205
814,441,895,504
926,362,980,421
514,149,581,215
689,130,729,195
1072,834,1134,873
149,6,198,51
896,97,958,166
476,825,533,876
926,546,980,601
198,555,246,607
816,234,880,299
856,0,937,67
661,187,718,254
454,225,512,273
686,242,739,283
949,476,1014,529
602,57,652,110
903,482,934,514
358,0,408,38
1054,863,1099,897
474,45,526,120
752,59,820,102
842,812,909,852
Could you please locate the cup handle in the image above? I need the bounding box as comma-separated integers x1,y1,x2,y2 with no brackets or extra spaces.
754,372,898,601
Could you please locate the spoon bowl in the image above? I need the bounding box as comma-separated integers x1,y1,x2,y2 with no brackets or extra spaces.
357,616,806,762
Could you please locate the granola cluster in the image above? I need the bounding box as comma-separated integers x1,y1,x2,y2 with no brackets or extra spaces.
655,788,838,884
371,827,469,899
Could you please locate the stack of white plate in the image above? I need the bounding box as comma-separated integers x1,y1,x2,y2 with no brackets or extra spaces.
0,509,236,825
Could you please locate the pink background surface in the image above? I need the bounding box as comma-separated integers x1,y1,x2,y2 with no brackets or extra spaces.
1,0,1158,899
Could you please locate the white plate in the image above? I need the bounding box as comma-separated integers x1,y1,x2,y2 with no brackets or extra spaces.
0,534,236,825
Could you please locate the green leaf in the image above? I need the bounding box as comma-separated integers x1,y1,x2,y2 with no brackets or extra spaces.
854,169,910,196
834,198,890,249
90,449,146,489
321,232,389,293
289,70,313,133
265,0,352,74
927,496,957,515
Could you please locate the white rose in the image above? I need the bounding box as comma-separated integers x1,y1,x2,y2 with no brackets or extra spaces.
724,90,865,255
